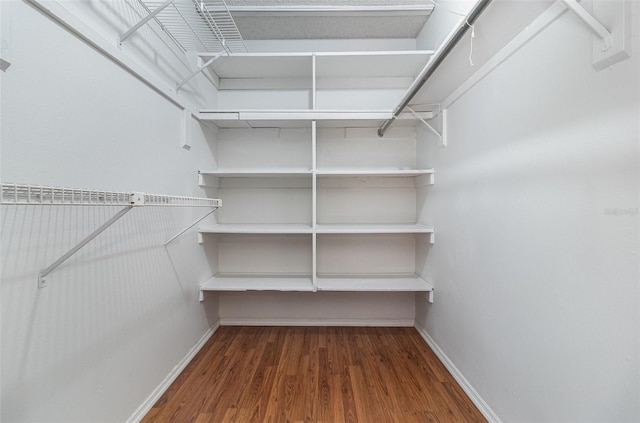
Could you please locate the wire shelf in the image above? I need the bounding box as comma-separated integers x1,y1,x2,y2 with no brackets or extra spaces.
136,0,247,53
1,184,221,208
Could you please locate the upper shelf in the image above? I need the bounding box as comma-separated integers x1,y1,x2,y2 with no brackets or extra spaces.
316,169,434,177
196,110,433,128
200,169,312,178
316,223,434,234
201,51,435,80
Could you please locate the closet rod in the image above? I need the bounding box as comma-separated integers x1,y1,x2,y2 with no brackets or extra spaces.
377,0,492,137
1,183,221,288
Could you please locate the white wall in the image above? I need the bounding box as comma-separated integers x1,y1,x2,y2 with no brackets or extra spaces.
415,2,639,422
1,1,220,421
220,292,416,326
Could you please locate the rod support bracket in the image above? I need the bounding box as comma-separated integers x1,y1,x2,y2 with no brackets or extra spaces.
562,0,613,51
176,52,226,92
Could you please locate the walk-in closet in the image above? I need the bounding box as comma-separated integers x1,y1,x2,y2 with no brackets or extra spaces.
1,0,638,422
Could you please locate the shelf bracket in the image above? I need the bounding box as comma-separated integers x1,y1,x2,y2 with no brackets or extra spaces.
405,106,448,147
406,106,441,139
429,231,435,245
164,207,219,247
562,0,613,51
38,204,135,288
118,0,175,46
428,289,434,304
176,51,226,92
199,290,211,302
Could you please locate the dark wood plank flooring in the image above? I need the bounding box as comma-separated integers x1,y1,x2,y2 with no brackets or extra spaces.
143,326,487,423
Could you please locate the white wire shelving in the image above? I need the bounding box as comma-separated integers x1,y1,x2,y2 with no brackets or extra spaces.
1,183,220,207
127,0,247,54
1,183,221,288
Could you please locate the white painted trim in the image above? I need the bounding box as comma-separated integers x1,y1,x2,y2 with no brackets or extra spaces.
126,320,221,423
442,0,570,110
221,318,415,327
413,322,503,423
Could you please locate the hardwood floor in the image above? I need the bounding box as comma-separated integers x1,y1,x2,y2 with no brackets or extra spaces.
142,327,487,423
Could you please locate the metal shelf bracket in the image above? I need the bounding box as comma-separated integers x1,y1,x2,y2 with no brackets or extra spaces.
35,192,147,287
405,106,448,147
38,205,135,288
1,183,220,288
164,207,219,246
176,51,226,92
428,289,434,304
562,0,613,51
118,0,176,46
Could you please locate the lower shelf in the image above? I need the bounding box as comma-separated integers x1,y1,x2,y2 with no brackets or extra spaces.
199,274,433,300
200,275,314,299
316,275,433,292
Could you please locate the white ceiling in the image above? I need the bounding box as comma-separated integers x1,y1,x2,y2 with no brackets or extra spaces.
225,1,433,39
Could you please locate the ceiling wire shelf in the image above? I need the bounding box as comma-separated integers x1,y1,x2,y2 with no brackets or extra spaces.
133,0,247,54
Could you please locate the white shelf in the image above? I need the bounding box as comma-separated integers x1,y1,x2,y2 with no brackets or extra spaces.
197,110,432,128
316,223,434,234
204,51,434,80
200,275,314,292
316,169,434,177
208,53,312,79
200,224,313,234
316,275,433,292
199,169,312,178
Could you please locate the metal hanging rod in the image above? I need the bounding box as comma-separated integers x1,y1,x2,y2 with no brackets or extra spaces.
378,0,492,137
1,183,221,288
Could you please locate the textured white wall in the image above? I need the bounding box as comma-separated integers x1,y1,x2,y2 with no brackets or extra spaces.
415,2,640,422
1,1,219,421
220,291,416,326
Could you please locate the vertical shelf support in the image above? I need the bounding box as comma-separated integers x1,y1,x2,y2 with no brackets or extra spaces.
428,289,434,304
119,0,175,46
562,0,613,51
311,120,318,292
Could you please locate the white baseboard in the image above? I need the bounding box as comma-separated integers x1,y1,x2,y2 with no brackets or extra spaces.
220,317,415,327
414,322,503,423
126,320,221,423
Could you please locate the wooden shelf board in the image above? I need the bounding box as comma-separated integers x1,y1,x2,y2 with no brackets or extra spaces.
200,224,313,234
316,169,434,177
316,275,433,291
201,275,314,291
205,51,434,80
315,223,434,234
200,169,312,178
196,110,431,128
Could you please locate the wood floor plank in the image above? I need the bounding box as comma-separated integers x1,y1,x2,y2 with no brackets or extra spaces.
142,326,487,423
